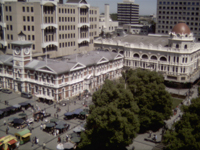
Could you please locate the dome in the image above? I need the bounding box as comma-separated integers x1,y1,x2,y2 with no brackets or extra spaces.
172,21,191,35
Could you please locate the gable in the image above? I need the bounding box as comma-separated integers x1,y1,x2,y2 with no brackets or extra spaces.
37,66,55,73
114,53,124,60
97,57,109,64
70,63,86,71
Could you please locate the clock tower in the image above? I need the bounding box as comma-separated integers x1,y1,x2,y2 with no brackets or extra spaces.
11,31,32,92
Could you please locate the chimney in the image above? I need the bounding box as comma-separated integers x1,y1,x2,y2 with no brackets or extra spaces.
105,4,109,32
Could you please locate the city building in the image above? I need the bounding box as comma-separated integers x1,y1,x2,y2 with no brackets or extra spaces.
117,0,139,26
0,0,99,58
0,33,124,101
123,24,149,35
156,0,200,41
98,4,118,33
94,21,200,83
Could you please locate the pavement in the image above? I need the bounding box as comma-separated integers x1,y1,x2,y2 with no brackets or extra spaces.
0,91,93,150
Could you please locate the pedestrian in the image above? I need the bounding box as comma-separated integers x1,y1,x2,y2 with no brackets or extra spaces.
149,131,152,138
66,134,68,142
58,136,61,143
36,138,39,144
43,142,46,150
56,129,59,135
35,137,37,144
57,113,59,119
40,123,43,130
4,120,6,126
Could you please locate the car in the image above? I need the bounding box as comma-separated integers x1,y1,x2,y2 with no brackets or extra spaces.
58,100,69,106
0,87,2,91
2,89,12,94
21,92,32,99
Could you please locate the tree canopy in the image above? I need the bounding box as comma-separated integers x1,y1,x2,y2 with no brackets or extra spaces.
125,69,173,132
78,80,140,150
163,97,200,150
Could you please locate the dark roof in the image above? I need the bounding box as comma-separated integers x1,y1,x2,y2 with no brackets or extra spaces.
18,31,26,36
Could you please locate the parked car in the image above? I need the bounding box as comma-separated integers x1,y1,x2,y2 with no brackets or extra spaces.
21,92,32,99
2,89,12,94
0,87,2,91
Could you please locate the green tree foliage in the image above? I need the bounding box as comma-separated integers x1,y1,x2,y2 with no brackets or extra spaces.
163,97,200,150
78,80,140,150
110,13,118,21
125,69,173,132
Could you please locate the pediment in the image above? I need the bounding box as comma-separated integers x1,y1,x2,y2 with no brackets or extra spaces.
70,62,86,71
80,0,87,4
37,66,55,73
97,57,109,64
114,53,124,60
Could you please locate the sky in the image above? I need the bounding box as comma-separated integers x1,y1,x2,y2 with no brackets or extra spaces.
86,0,157,15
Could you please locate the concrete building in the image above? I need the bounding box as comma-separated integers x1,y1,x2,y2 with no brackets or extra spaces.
156,0,200,41
0,0,99,58
94,21,200,83
98,4,118,33
123,24,149,35
0,33,124,101
117,0,139,26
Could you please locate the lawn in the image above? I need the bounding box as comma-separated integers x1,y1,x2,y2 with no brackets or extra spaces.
172,98,183,109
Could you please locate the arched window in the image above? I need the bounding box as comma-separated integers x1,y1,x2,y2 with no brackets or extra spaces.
112,50,117,53
133,53,139,58
184,45,187,49
160,57,167,61
151,56,157,60
119,51,124,55
176,44,179,48
142,54,148,59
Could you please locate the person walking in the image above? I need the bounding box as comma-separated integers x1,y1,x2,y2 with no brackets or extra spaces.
4,120,6,126
43,142,46,150
66,134,68,142
40,123,43,130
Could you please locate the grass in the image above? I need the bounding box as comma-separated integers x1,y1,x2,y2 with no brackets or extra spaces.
172,98,183,109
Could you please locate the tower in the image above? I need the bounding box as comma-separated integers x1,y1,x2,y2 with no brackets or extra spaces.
105,4,109,32
11,31,32,92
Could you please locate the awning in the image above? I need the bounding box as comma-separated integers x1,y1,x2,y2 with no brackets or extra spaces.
8,139,17,145
13,104,21,108
22,133,31,138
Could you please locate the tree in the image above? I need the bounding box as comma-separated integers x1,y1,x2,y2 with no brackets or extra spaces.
125,69,173,132
78,80,140,150
163,97,200,150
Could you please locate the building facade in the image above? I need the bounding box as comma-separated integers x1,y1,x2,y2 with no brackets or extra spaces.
0,34,124,101
0,0,99,58
117,0,139,26
95,21,200,83
98,4,118,33
156,0,200,41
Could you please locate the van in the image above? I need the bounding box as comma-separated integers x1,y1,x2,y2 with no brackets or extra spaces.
21,92,32,99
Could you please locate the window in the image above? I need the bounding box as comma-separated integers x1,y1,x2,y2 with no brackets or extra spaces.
33,44,35,50
31,7,34,12
10,16,12,21
28,26,30,31
11,35,13,40
24,26,26,31
22,7,25,12
6,16,8,21
9,6,11,11
10,25,12,30
28,35,30,40
27,7,29,12
52,90,54,96
7,25,9,30
32,35,35,40
27,16,30,21
31,16,34,22
32,26,34,31
5,6,8,11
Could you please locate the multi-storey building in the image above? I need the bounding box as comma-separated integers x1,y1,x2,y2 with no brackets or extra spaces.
0,33,124,101
0,0,99,58
95,21,200,84
156,0,200,41
117,0,139,26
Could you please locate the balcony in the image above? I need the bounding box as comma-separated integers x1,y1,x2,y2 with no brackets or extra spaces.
42,41,58,48
41,23,57,29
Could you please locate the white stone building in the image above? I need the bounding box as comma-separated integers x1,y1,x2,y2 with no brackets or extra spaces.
94,21,200,83
0,34,124,102
98,4,118,33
